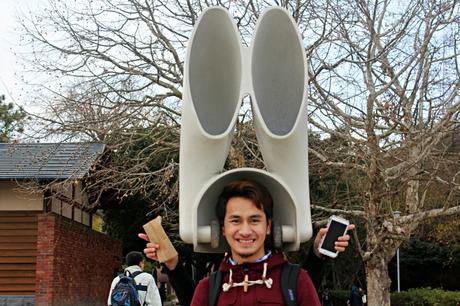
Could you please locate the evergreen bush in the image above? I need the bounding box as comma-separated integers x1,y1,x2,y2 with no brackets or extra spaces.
391,288,460,306
331,287,460,306
330,288,460,306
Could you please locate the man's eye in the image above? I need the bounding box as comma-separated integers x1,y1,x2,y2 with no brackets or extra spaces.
230,219,239,224
251,219,260,224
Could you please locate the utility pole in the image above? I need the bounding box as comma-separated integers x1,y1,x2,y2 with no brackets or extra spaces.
394,210,401,292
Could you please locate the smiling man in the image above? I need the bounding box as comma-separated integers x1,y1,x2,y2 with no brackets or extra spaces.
190,180,321,306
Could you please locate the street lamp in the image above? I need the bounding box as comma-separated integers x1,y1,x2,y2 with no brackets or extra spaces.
394,210,401,292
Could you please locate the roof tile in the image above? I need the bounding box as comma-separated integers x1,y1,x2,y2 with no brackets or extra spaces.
0,143,105,180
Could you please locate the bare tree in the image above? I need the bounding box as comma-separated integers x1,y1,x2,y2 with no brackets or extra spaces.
20,0,460,304
307,0,460,304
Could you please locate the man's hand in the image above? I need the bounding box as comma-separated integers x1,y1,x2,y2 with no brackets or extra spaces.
138,233,179,270
313,224,355,258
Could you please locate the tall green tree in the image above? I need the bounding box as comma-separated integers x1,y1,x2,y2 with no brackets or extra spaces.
0,94,27,142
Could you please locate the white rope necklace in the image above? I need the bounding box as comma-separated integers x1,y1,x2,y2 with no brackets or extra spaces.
222,262,273,293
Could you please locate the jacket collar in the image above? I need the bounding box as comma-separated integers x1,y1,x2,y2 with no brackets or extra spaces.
124,265,142,274
219,251,286,273
228,250,273,265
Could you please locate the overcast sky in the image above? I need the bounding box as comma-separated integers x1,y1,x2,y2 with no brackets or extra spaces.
0,0,45,108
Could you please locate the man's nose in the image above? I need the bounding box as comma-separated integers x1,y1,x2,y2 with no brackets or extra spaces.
238,221,252,235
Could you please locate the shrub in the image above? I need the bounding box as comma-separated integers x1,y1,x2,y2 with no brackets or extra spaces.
330,288,460,306
330,290,349,305
391,288,460,306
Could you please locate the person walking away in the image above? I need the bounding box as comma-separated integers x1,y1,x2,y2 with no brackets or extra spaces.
349,283,363,306
321,286,333,306
108,251,162,306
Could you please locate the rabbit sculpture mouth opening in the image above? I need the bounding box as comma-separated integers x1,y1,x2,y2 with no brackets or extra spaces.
180,6,311,253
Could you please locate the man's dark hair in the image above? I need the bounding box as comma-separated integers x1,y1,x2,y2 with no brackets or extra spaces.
216,179,274,225
126,251,144,266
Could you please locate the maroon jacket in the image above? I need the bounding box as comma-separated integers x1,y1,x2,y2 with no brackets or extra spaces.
191,252,321,306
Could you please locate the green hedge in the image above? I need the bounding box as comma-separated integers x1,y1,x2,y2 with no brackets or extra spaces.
391,288,460,306
329,288,460,306
329,290,349,304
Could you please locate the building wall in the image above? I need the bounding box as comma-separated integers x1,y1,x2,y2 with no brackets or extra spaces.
35,213,122,306
0,211,38,297
50,181,91,227
0,181,43,211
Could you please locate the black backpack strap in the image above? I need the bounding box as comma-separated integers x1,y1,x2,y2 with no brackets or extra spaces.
130,271,148,291
280,262,300,306
130,271,144,278
208,271,222,306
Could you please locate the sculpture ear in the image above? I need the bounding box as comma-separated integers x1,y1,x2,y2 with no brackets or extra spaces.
250,6,312,250
179,6,243,249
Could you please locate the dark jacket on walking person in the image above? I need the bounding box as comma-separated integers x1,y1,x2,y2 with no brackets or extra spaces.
350,284,364,306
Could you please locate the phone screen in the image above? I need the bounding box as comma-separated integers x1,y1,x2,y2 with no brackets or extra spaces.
322,220,347,252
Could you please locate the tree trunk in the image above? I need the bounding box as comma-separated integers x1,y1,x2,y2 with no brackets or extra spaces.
365,254,392,306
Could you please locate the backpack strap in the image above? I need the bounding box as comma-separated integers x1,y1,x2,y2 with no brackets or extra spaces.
280,262,300,306
208,270,222,306
129,271,148,292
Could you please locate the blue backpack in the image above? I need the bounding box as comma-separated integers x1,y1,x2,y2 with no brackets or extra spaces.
111,270,147,306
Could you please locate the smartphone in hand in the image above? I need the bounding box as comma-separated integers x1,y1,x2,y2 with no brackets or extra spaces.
318,215,349,258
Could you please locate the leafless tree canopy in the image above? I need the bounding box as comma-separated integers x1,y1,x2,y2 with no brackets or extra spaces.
21,0,459,304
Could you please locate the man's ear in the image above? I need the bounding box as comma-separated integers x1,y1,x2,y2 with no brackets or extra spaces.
267,219,272,235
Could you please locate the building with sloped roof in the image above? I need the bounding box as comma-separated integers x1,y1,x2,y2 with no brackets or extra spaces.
0,142,105,180
0,143,121,306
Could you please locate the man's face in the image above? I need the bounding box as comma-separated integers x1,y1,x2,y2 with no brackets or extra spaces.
222,196,271,264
